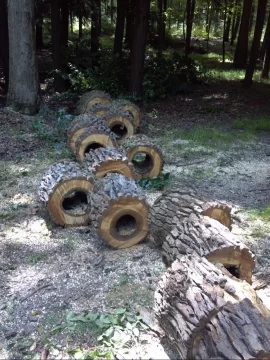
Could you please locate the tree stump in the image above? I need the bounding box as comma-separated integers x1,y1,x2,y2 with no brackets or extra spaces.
38,161,95,226
155,255,270,360
89,173,149,248
91,103,111,116
112,99,141,130
67,113,101,153
162,215,255,283
74,118,116,162
149,189,232,246
103,108,136,145
76,90,112,114
83,147,135,179
119,135,163,179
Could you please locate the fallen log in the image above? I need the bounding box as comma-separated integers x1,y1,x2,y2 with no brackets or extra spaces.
149,189,232,246
112,99,141,130
89,173,149,248
103,108,135,145
155,255,270,360
83,147,135,179
162,215,255,283
119,135,163,179
76,90,112,114
38,161,94,226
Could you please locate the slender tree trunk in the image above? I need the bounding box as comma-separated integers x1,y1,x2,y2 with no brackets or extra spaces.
234,0,253,68
114,0,127,54
261,10,270,60
223,0,227,63
111,0,114,24
224,0,232,42
205,0,210,34
158,0,165,51
36,16,44,48
262,41,270,78
230,0,240,45
7,0,39,114
125,0,135,47
129,0,150,97
0,0,9,93
51,0,65,92
70,9,73,33
185,0,196,59
79,11,83,39
183,6,186,39
60,0,69,46
244,0,267,87
249,3,255,34
91,0,101,54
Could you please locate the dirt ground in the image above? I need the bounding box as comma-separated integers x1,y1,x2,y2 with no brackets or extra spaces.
1,81,270,359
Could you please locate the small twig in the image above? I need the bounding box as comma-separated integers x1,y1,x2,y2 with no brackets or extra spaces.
21,283,52,302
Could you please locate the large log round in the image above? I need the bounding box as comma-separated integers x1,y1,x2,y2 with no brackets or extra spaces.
155,255,270,360
74,118,116,162
89,174,149,248
76,90,112,114
83,147,135,179
38,161,95,226
119,135,163,179
112,99,141,130
91,103,111,117
103,108,135,145
162,214,255,283
149,189,232,246
67,113,101,154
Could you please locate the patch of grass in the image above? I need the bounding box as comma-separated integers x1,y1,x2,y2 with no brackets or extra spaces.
27,252,48,265
234,117,270,132
247,205,270,222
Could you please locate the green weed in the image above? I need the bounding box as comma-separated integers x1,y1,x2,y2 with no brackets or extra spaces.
247,205,270,222
27,252,48,265
139,173,170,191
234,117,270,132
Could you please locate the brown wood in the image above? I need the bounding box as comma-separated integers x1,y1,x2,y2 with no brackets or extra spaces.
112,99,141,129
155,255,270,359
91,103,112,116
104,108,136,145
74,118,116,162
89,173,149,248
38,161,95,226
120,135,163,179
76,90,112,114
83,147,135,179
150,189,232,246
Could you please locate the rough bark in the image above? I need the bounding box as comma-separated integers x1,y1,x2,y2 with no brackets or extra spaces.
113,0,127,54
83,147,135,179
89,173,149,248
91,103,112,117
91,0,101,54
150,189,232,246
155,255,270,359
103,108,135,145
76,90,112,115
129,0,150,97
119,134,164,179
234,0,253,68
0,0,9,93
112,99,141,129
244,0,267,87
162,214,255,283
185,0,196,59
38,161,95,226
261,10,270,60
7,0,39,114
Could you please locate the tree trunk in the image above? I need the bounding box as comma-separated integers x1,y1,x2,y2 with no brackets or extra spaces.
223,0,227,63
0,0,9,93
7,0,39,114
111,0,114,24
185,0,196,59
234,0,253,68
224,0,232,42
230,0,241,45
60,0,69,46
129,0,150,97
91,0,101,54
244,0,267,87
79,11,83,39
70,9,73,33
36,16,44,49
155,255,270,359
260,10,270,60
114,0,127,54
51,0,65,92
262,41,270,78
249,3,255,34
158,0,166,51
125,0,136,47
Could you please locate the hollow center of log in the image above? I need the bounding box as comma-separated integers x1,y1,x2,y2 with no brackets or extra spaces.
224,264,240,278
111,124,127,140
116,215,137,237
62,191,88,215
85,143,104,154
132,152,153,174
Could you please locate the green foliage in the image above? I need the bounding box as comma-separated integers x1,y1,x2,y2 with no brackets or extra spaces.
139,172,170,190
247,205,270,222
234,117,270,132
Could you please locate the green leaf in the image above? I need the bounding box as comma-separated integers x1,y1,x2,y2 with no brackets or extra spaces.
50,325,64,335
104,326,114,338
66,311,76,321
71,315,88,322
114,308,126,315
86,312,99,322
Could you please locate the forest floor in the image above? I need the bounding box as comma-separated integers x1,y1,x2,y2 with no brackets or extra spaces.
1,78,270,359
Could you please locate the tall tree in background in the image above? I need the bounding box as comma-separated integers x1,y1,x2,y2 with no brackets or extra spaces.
262,11,270,78
114,0,127,54
91,0,101,53
158,0,167,51
261,10,270,60
0,0,9,93
185,0,196,59
35,0,44,49
244,0,267,86
7,0,39,114
234,0,253,68
230,0,241,45
129,0,150,96
60,0,69,46
125,0,136,47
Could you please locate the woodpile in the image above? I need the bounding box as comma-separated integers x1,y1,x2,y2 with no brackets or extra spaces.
76,90,112,114
91,103,111,117
120,135,163,179
112,99,141,130
89,173,149,248
103,108,135,145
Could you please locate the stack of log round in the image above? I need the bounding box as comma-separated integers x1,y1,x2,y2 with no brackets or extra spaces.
112,99,141,130
155,255,270,359
119,135,163,179
89,173,149,249
83,147,135,179
74,117,117,162
91,103,111,117
38,161,95,227
103,108,136,145
76,90,112,114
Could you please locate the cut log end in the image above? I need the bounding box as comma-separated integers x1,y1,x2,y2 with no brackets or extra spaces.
76,90,112,114
91,103,112,116
112,99,141,129
104,110,135,145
